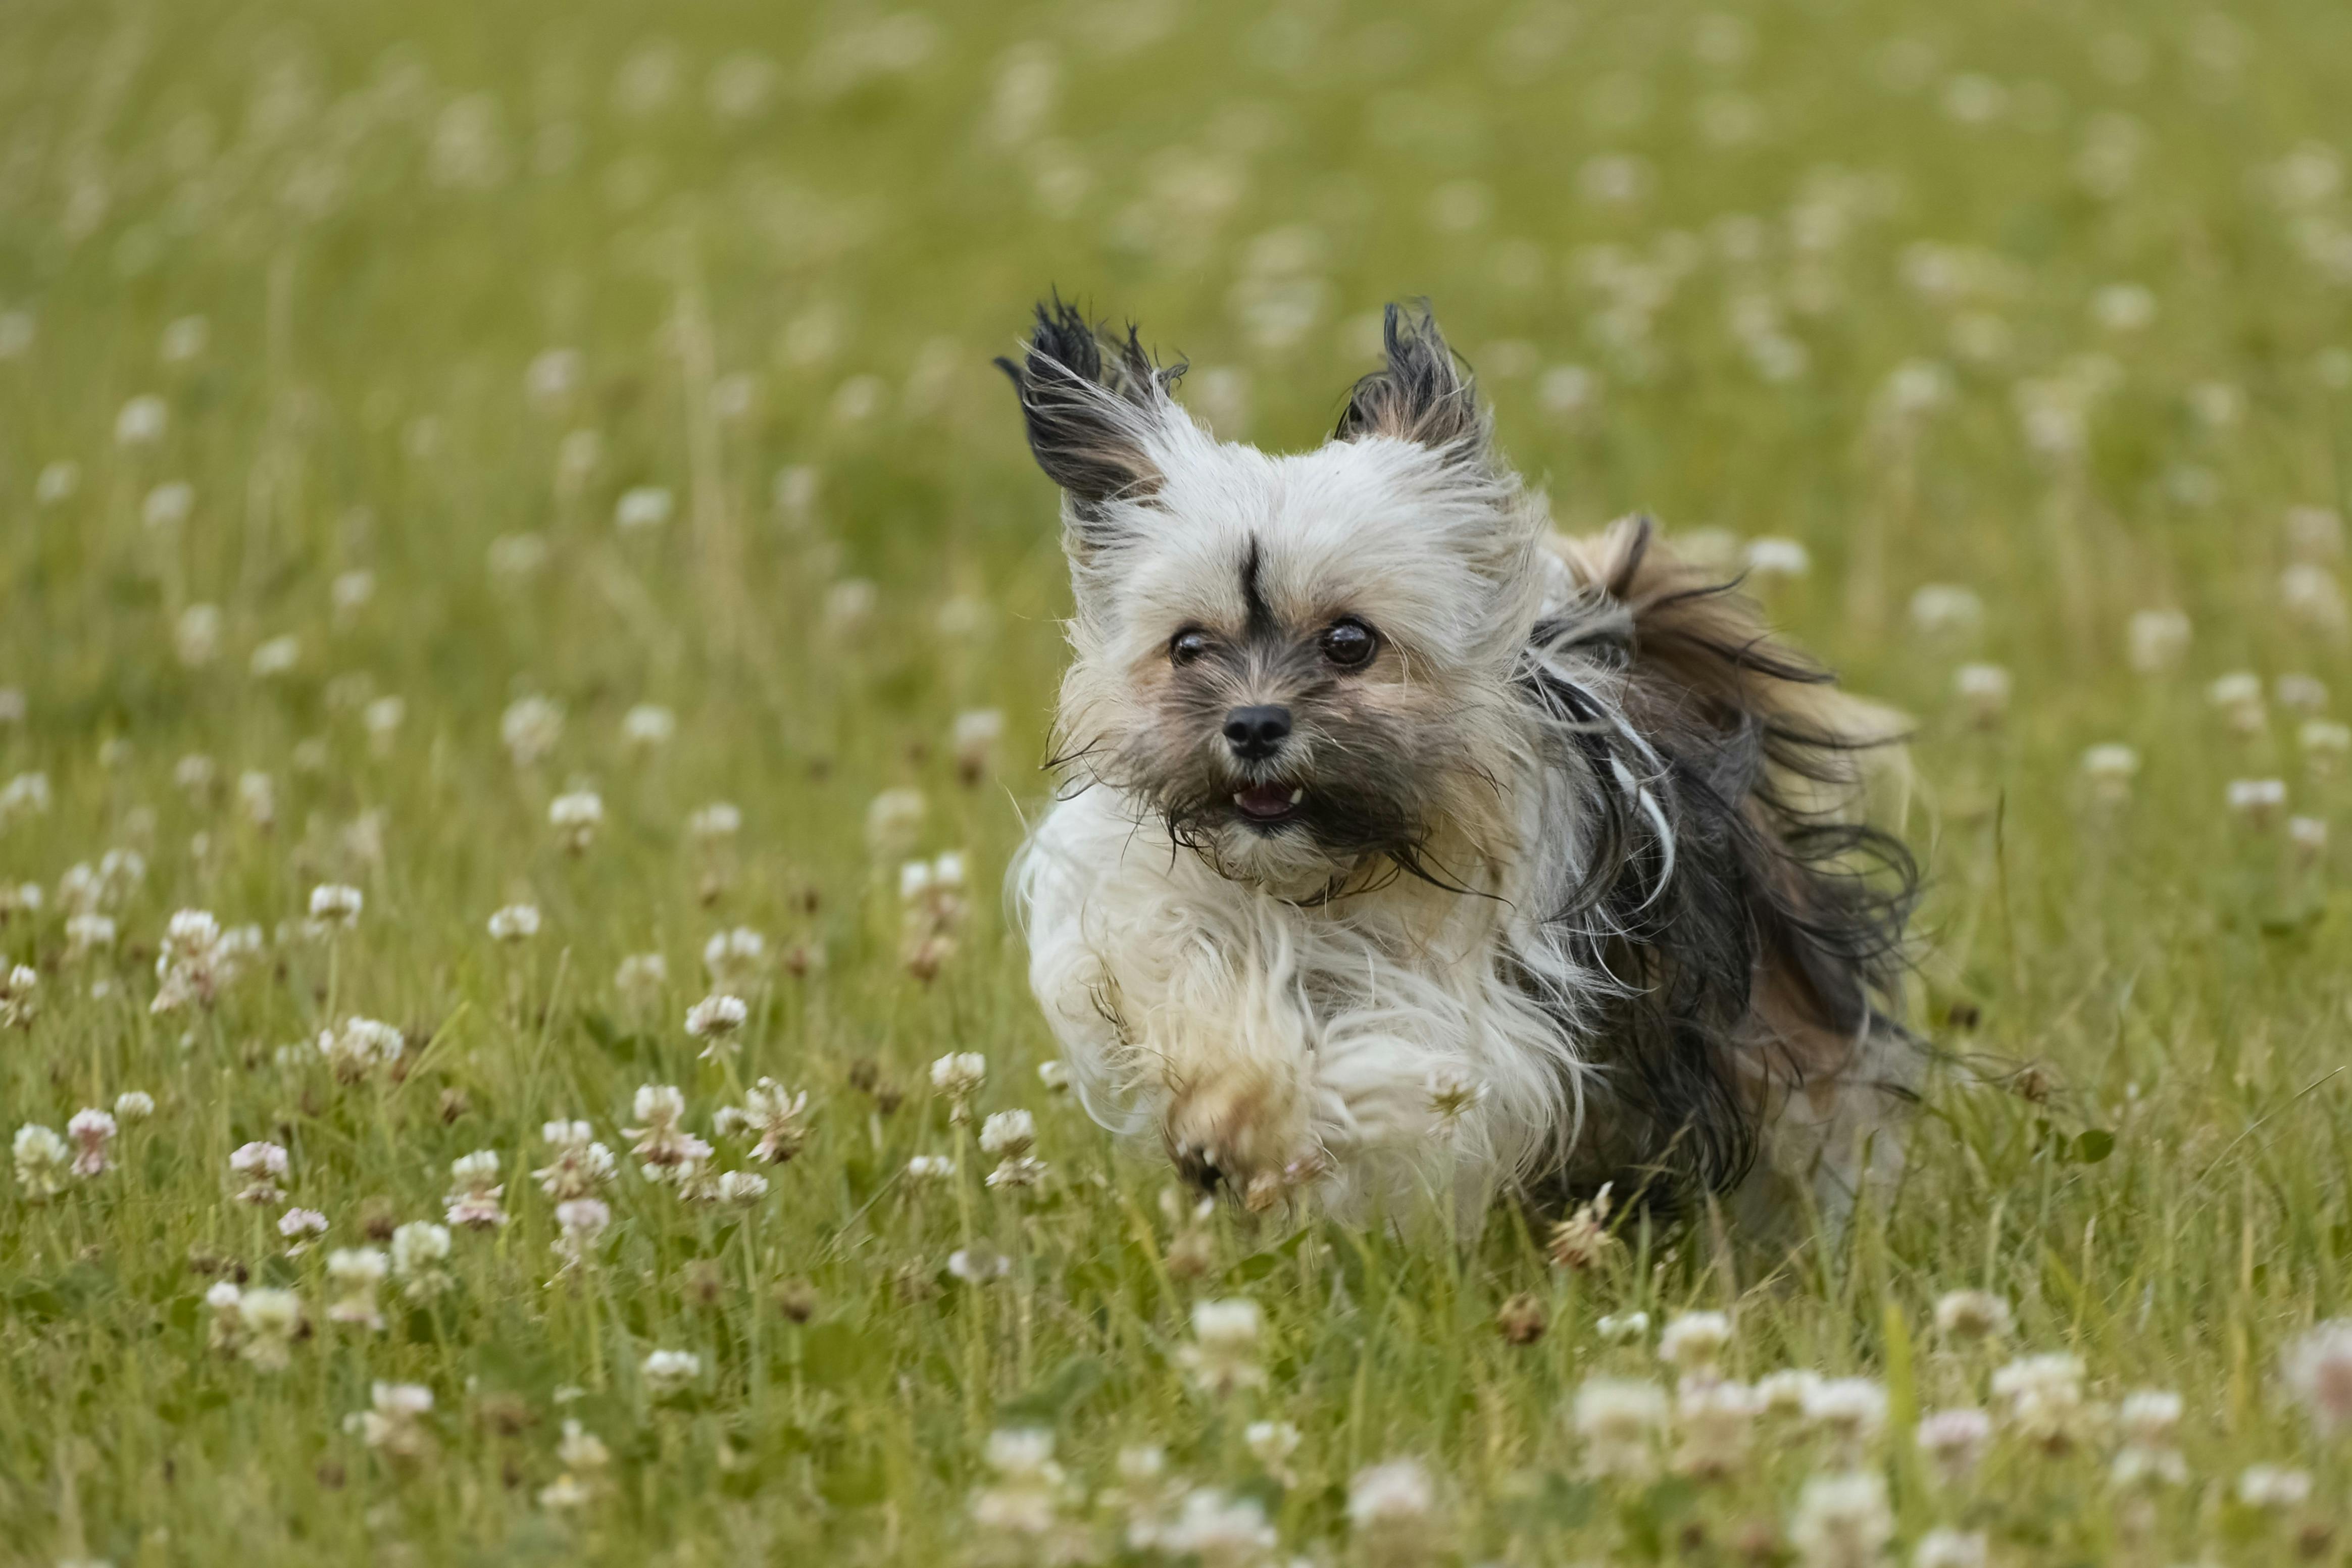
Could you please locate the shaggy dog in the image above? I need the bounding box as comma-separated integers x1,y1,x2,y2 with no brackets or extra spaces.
1002,299,1918,1232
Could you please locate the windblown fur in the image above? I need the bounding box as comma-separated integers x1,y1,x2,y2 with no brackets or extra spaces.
1003,297,1919,1228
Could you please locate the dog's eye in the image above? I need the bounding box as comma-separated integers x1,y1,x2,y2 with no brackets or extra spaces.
1169,627,1212,667
1319,618,1378,669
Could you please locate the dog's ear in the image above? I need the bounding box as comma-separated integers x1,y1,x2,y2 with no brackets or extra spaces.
996,298,1185,520
1334,301,1484,450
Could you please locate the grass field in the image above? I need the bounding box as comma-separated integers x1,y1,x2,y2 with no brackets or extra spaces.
5,0,2352,1561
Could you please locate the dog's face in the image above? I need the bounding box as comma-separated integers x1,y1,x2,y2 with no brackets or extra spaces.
1003,302,1548,895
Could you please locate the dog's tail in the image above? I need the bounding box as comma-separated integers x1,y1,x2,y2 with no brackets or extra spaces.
1541,516,1921,1217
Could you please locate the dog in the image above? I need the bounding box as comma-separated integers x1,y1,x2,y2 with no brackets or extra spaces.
1002,299,1918,1233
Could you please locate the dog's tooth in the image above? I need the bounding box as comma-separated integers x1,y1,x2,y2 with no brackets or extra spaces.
1286,788,1303,804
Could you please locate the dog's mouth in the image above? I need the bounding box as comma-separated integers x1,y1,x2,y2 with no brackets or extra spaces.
1232,781,1305,825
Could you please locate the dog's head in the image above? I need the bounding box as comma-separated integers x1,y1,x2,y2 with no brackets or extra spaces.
1000,299,1549,895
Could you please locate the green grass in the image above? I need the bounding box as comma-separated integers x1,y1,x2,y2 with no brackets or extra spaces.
4,0,2352,1561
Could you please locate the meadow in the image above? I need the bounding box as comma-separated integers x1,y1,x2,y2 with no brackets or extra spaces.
4,0,2352,1561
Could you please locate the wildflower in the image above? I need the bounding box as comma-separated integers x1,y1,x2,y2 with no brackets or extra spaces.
1991,1353,2090,1452
1496,1291,1548,1346
0,770,49,820
1745,537,1811,580
2282,1319,2352,1434
535,1120,617,1198
540,1420,610,1508
113,1090,154,1121
1953,663,2012,726
501,695,563,768
711,1168,768,1206
906,1153,955,1181
317,1016,404,1081
2226,777,2288,828
205,1280,245,1354
236,1287,303,1370
948,1239,1012,1285
306,884,363,927
1804,1378,1889,1459
2237,1464,2314,1508
2292,815,2331,868
1912,1528,1988,1568
985,1154,1049,1190
1676,1378,1762,1478
625,1083,696,1164
978,1109,1035,1159
229,1141,290,1205
1346,1457,1438,1559
486,903,541,942
1659,1311,1735,1377
13,1124,71,1199
330,568,374,619
115,393,167,444
346,1382,434,1457
2210,671,2267,734
175,604,223,666
1548,1183,1620,1269
641,1348,700,1398
899,851,969,980
687,801,741,841
363,695,405,751
1162,1488,1278,1564
1757,1368,1822,1417
153,909,249,1012
2303,719,2352,773
614,486,673,531
621,703,675,751
444,1150,508,1228
615,952,668,1004
2111,1387,2189,1489
237,770,276,828
1596,1309,1650,1344
2282,564,2350,636
325,1247,390,1330
1179,1298,1266,1394
865,787,926,859
1907,584,1983,642
684,993,748,1056
716,1079,810,1163
970,1428,1067,1535
549,789,603,851
390,1221,453,1299
1915,1406,1994,1483
952,709,1005,784
1933,1289,2013,1343
249,635,298,678
702,926,766,988
1573,1376,1669,1480
1245,1419,1301,1483
2277,673,2330,713
930,1051,986,1122
278,1207,329,1253
2126,608,2191,673
552,1197,611,1269
0,964,37,1028
1788,1470,1893,1568
1037,1059,1069,1093
2080,744,2140,805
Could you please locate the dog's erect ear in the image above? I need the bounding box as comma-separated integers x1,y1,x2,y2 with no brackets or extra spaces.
1333,301,1484,450
996,297,1185,517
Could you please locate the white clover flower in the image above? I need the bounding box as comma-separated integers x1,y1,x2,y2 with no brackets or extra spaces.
278,1209,329,1252
624,1084,702,1172
1907,583,1983,642
548,789,604,851
1756,1368,1822,1417
346,1381,433,1455
236,1287,303,1370
1658,1310,1735,1373
2226,777,2288,826
1036,1060,1069,1093
2283,1319,2352,1435
640,1348,701,1397
1912,1528,1988,1568
0,963,37,1029
622,703,675,749
1345,1457,1436,1532
684,993,748,1051
14,1124,71,1199
317,1017,404,1081
1803,1378,1889,1458
1932,1289,2014,1343
552,1197,611,1269
0,770,52,821
1179,1298,1266,1394
702,926,766,988
249,635,299,678
229,1140,290,1204
978,1109,1035,1159
615,952,668,1004
714,1169,769,1204
1744,536,1811,579
1953,662,2012,725
487,903,542,942
535,1120,617,1199
237,770,276,828
390,1221,453,1299
325,1247,389,1330
444,1149,507,1229
1788,1470,1893,1568
930,1052,987,1101
34,461,76,504
1573,1376,1669,1480
614,486,674,532
687,801,741,841
1595,1309,1649,1344
1161,1488,1278,1560
1992,1353,2091,1452
947,1241,1012,1284
501,695,564,768
715,1079,810,1164
174,603,223,667
113,1090,154,1121
2091,281,2156,332
2237,1463,2314,1508
2210,670,2268,735
865,787,926,859
906,1153,956,1181
985,1154,1049,1191
308,883,363,925
115,393,168,445
2080,744,2140,804
951,709,1005,783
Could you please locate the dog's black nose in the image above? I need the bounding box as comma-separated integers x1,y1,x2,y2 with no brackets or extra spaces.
1223,705,1291,760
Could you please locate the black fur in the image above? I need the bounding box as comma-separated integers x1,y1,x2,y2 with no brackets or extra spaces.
1334,301,1484,450
996,297,1185,537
